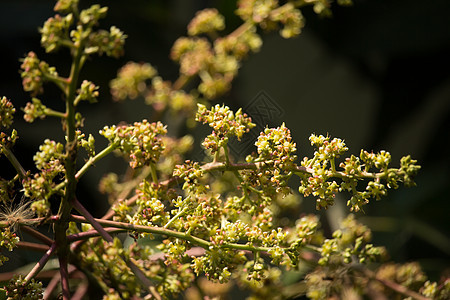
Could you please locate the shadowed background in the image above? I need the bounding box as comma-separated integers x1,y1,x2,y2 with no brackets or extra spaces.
1,0,449,284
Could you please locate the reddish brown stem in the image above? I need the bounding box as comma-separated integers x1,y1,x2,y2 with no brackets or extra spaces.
21,225,54,246
72,198,113,243
364,269,430,300
43,265,77,300
24,243,57,284
59,255,71,300
68,227,126,243
17,241,51,252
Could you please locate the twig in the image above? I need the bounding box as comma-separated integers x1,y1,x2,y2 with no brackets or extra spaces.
1,147,26,179
43,265,77,300
68,227,126,243
58,255,71,300
364,269,430,300
69,276,89,300
24,243,57,284
21,225,54,246
17,241,50,252
75,142,119,180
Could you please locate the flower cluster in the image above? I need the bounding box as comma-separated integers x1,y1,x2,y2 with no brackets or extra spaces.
196,104,255,154
85,25,126,58
214,26,262,59
192,248,245,283
375,262,450,299
341,150,420,211
75,80,99,104
33,139,65,172
79,4,108,26
145,77,197,115
20,52,59,95
171,37,213,77
236,0,278,24
304,215,386,300
2,275,43,300
235,265,283,297
254,123,297,165
100,120,167,168
131,180,169,228
39,1,125,58
76,237,142,298
298,134,421,211
0,97,15,129
170,13,243,99
0,129,18,151
290,214,322,246
242,124,297,198
54,0,78,13
187,8,225,36
22,98,48,123
40,12,73,53
0,98,17,151
23,139,65,200
0,227,20,266
271,3,304,38
79,132,95,157
173,160,208,194
318,214,386,266
75,233,194,298
110,62,157,101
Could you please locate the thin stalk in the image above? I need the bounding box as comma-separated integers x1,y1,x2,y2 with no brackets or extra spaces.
164,207,188,229
58,256,71,300
43,265,77,300
42,73,69,93
24,243,57,284
17,241,50,252
54,34,85,300
149,162,159,184
72,198,113,243
172,74,191,90
363,269,430,300
44,108,66,119
1,147,26,179
71,279,89,300
223,144,231,166
75,142,119,180
21,225,54,246
69,214,291,253
330,157,336,173
68,228,126,243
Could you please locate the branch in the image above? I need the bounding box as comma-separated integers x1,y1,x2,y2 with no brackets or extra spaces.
1,147,26,179
69,214,298,254
24,242,57,284
75,142,119,180
17,241,50,252
67,227,126,243
364,269,430,300
21,225,54,246
43,265,77,300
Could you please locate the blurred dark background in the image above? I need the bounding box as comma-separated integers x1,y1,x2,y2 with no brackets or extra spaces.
1,0,449,282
